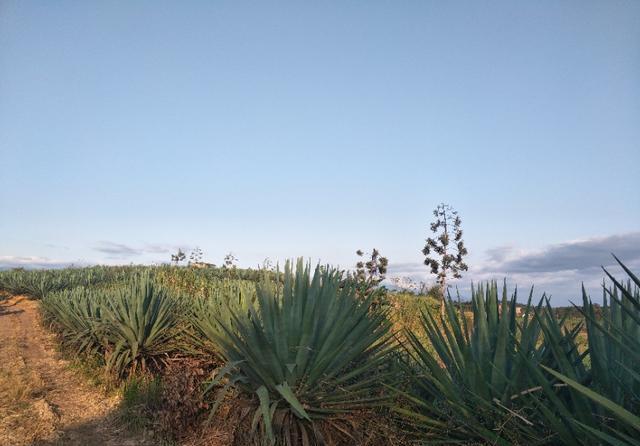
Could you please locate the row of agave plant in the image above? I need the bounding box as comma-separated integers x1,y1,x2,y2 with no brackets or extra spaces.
0,263,270,301
0,265,132,299
11,257,640,445
401,256,639,446
39,273,258,377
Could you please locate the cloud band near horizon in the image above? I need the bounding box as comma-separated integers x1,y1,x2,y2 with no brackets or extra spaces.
387,232,640,304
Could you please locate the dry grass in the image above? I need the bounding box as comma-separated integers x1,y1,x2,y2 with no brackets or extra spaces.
0,300,56,445
387,292,439,338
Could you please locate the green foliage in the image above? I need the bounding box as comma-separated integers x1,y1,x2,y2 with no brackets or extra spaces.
0,264,271,302
397,282,582,444
121,375,163,432
199,259,394,445
190,278,257,354
41,286,106,358
0,265,135,299
527,256,640,445
43,273,180,378
590,259,640,415
14,253,640,445
101,274,179,377
153,264,276,295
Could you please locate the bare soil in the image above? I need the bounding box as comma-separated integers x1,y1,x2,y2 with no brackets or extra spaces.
0,295,150,446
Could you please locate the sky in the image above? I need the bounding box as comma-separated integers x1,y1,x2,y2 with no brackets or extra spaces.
1,1,639,305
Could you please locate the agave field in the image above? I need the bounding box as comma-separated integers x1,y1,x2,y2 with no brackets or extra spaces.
0,257,638,445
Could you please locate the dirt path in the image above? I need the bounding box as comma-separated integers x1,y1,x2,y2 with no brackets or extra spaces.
0,295,148,446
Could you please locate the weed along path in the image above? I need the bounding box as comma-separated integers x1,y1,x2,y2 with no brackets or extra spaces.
0,295,148,446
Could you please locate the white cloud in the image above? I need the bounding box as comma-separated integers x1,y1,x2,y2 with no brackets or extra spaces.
386,232,640,305
0,255,84,270
476,232,640,275
93,241,191,259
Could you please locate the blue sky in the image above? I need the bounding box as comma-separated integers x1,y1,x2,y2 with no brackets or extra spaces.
1,1,639,304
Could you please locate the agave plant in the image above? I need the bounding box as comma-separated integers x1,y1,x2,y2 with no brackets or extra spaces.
101,274,179,377
396,282,583,445
41,286,106,357
527,256,640,445
190,278,257,354
589,258,640,416
198,259,394,445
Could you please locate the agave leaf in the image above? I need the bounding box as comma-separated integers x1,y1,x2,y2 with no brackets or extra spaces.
257,385,275,442
275,382,310,420
576,421,640,446
542,366,640,431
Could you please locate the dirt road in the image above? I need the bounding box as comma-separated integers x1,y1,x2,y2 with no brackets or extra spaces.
0,295,148,446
